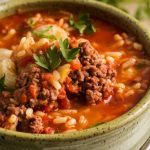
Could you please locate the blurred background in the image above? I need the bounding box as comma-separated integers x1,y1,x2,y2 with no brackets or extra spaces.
96,0,150,29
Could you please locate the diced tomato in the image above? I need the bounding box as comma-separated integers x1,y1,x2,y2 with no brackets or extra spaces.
44,127,55,134
19,56,33,67
42,73,52,81
43,104,55,113
67,84,79,94
57,87,66,100
29,84,37,99
58,97,71,109
66,77,79,94
20,93,27,103
42,81,49,88
70,59,81,70
42,115,52,125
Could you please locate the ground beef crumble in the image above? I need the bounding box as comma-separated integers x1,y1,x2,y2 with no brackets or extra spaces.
29,116,44,133
68,41,116,105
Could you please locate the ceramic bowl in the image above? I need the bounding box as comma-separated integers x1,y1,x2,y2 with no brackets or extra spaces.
0,0,150,150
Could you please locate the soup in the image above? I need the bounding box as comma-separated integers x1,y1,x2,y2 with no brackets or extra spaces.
0,10,149,134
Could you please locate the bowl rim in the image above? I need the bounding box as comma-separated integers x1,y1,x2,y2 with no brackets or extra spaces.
0,0,150,142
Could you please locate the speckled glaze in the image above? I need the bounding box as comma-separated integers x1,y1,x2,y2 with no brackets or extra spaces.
0,0,150,150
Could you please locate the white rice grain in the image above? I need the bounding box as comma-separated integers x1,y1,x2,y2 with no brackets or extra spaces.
65,118,77,128
106,56,115,65
122,32,128,39
58,18,64,27
113,40,125,48
58,109,78,115
33,38,49,51
53,116,68,124
4,29,16,40
34,111,45,117
16,50,26,58
53,70,60,80
122,58,136,69
26,108,33,119
115,83,126,89
79,115,87,126
105,52,123,59
133,83,141,89
124,90,134,97
8,114,18,124
133,42,143,51
114,34,123,41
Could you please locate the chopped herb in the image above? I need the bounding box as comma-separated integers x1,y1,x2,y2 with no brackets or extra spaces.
33,46,61,72
91,122,105,128
0,75,6,92
59,38,80,62
69,13,96,34
33,38,80,71
32,26,56,40
27,18,37,28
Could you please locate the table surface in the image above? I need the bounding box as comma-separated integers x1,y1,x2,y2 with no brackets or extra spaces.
141,136,150,150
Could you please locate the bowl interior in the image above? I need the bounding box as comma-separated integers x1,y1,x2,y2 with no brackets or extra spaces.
0,0,150,141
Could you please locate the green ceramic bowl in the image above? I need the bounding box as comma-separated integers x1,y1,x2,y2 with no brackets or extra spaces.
0,0,150,150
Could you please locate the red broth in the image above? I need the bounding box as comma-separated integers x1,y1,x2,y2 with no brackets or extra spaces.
0,11,149,133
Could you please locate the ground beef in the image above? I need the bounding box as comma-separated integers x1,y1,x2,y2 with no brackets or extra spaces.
0,91,12,109
15,66,60,109
29,116,44,134
68,41,116,105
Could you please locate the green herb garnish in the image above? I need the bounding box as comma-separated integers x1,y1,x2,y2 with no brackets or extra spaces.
59,38,80,62
27,18,37,28
69,13,96,34
33,38,80,71
0,75,6,92
33,46,61,72
33,26,56,40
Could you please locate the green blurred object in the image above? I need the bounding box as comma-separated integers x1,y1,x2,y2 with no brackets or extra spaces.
134,0,150,20
97,0,150,19
97,0,150,29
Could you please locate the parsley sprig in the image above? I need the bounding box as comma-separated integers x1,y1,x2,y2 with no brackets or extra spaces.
33,26,56,40
0,75,6,92
59,38,80,62
33,46,61,72
33,38,80,71
69,13,96,34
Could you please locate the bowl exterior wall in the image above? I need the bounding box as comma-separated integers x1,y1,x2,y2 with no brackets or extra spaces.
0,110,149,150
